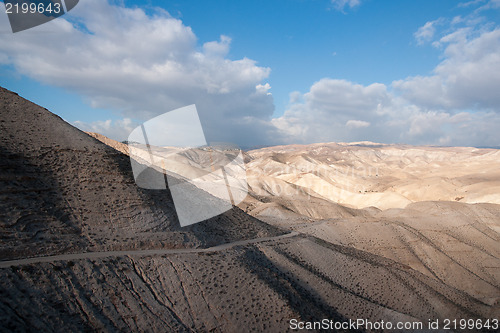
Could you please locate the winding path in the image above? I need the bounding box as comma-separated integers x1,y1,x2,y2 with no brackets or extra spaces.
0,231,300,268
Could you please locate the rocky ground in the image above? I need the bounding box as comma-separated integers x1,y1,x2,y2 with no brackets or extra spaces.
0,86,499,332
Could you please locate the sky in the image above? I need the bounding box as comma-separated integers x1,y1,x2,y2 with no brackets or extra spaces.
1,0,500,148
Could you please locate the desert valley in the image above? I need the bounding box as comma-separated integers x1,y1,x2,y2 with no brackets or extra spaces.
1,86,500,331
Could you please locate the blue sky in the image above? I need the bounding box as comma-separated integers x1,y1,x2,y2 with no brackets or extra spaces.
1,0,500,147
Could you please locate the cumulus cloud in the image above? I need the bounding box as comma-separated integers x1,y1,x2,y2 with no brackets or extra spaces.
274,77,500,147
401,2,500,114
1,0,499,148
0,0,275,147
274,20,500,147
395,28,500,110
73,118,136,141
203,35,231,58
272,79,391,144
256,83,272,95
405,110,500,146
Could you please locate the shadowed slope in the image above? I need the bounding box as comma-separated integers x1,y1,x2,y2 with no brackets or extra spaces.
0,86,283,260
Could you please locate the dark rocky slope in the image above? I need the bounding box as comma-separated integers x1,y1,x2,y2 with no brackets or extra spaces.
0,86,283,259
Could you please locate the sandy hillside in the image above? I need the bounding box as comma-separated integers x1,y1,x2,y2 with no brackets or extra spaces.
0,87,280,261
245,142,500,211
77,113,500,323
243,142,500,319
3,87,498,331
86,132,129,155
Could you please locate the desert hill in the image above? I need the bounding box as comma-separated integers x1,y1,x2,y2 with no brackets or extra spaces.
86,131,129,155
242,142,500,312
93,132,500,313
246,142,500,212
0,86,281,260
0,87,499,331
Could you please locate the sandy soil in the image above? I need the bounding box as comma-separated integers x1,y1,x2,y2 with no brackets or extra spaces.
1,86,499,332
238,143,500,327
246,142,500,210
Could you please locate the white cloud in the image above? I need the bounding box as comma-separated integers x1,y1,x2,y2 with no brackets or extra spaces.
395,28,500,110
256,83,272,95
1,0,499,148
0,0,275,147
273,23,500,147
458,0,486,8
346,120,370,129
73,118,136,141
274,77,500,147
289,91,302,104
304,79,389,117
476,0,500,10
330,0,361,12
405,110,500,146
203,35,231,58
414,19,443,45
272,79,391,144
451,16,464,25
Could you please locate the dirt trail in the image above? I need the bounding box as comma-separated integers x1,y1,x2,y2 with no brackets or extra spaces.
0,231,300,268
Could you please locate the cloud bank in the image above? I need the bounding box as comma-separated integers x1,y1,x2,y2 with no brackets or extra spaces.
274,5,500,147
0,0,275,147
1,0,499,148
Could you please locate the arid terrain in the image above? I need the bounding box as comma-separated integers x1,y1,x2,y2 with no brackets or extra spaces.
245,142,500,211
242,140,500,318
1,86,499,332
